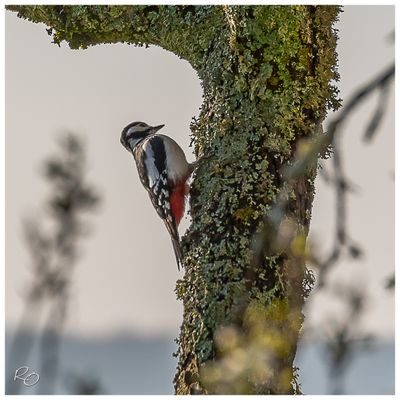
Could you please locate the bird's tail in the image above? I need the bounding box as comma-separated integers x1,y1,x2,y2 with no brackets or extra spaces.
171,235,183,270
164,219,183,270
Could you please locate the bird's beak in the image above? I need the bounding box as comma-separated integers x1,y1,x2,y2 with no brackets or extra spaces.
152,124,165,133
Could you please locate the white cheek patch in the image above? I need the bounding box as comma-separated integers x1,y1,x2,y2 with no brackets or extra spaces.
128,138,142,149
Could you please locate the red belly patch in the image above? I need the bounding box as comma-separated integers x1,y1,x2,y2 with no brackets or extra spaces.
170,182,187,226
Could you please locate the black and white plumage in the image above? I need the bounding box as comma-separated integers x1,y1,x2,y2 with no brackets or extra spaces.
120,121,194,269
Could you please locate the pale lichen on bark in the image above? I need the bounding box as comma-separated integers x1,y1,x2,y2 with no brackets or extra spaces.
7,5,340,394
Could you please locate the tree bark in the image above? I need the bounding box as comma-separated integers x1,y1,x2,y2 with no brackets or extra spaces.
7,5,340,394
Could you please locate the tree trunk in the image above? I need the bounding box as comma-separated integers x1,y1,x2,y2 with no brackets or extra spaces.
7,5,340,394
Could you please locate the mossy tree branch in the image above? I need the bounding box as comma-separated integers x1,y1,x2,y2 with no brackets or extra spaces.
6,5,221,68
7,5,340,394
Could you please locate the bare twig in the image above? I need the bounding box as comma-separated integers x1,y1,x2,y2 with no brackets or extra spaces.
6,134,100,395
318,63,394,286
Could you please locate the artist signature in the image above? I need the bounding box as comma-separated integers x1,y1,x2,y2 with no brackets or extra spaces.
14,366,40,387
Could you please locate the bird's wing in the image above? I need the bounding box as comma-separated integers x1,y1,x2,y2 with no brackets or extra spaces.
134,141,182,268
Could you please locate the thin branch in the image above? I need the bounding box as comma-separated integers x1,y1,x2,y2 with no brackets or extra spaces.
253,62,394,287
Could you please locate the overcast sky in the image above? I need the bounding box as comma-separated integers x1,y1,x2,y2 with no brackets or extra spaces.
5,6,395,340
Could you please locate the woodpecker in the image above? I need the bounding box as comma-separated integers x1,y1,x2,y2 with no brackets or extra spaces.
120,121,195,269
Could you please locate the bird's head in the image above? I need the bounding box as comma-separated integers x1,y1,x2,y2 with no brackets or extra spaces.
120,121,165,152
